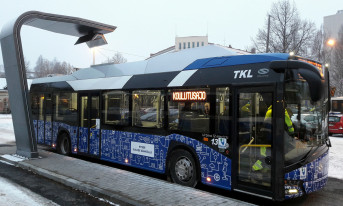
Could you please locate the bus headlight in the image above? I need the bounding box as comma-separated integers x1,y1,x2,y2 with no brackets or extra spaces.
287,188,298,194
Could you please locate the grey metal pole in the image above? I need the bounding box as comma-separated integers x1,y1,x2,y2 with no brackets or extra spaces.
0,11,115,158
266,15,271,53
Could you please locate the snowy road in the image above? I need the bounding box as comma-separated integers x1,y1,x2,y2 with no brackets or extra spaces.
0,175,58,206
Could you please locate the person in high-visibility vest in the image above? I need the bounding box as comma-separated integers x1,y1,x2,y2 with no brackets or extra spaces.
252,105,294,172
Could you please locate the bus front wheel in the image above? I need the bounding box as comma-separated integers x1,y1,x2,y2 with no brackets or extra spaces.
169,149,198,187
57,133,71,156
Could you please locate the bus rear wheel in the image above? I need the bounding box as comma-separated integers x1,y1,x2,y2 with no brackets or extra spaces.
57,133,71,156
169,149,198,187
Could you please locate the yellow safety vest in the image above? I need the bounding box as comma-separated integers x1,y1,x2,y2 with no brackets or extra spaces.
265,105,294,134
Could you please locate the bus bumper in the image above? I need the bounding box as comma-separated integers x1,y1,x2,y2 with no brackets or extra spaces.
284,151,329,199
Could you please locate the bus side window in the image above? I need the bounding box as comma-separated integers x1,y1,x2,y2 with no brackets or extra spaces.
102,91,129,126
132,90,164,128
54,93,77,125
215,87,231,135
168,89,210,133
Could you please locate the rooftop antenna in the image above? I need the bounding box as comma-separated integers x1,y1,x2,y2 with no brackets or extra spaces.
175,24,178,37
206,22,208,37
224,33,226,46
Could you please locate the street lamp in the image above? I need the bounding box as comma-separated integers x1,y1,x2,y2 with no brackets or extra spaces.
327,39,335,47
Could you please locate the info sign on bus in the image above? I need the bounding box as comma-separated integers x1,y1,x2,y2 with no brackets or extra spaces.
172,91,207,101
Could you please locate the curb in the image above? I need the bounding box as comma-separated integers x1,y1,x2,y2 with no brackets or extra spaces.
16,161,145,206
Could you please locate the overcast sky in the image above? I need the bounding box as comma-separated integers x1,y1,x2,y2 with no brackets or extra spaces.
0,0,341,69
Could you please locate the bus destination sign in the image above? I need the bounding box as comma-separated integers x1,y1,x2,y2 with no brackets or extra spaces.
172,91,207,101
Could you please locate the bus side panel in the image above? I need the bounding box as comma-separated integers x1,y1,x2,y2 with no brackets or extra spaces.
101,130,166,172
101,130,232,190
78,127,89,153
44,121,52,145
52,122,59,148
284,151,329,199
168,134,231,190
33,120,38,142
37,120,45,144
56,122,78,154
89,128,100,156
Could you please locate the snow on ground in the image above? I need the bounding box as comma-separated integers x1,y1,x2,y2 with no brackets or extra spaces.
0,175,59,206
328,135,343,179
0,114,343,180
0,114,15,144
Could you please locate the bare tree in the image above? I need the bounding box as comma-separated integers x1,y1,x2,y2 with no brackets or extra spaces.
252,0,316,56
34,55,74,78
104,52,127,64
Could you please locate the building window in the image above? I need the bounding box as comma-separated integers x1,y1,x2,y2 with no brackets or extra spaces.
179,42,181,50
102,91,129,126
197,42,199,47
183,42,186,49
132,90,164,128
201,42,204,46
188,42,190,48
192,42,195,48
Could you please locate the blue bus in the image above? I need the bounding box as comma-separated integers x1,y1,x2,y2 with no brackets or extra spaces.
29,45,330,201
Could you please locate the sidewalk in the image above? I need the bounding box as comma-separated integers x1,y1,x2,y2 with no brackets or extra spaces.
0,145,253,206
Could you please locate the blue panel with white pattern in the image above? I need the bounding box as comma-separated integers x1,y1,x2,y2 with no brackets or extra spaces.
78,127,89,153
33,120,38,142
37,120,45,144
55,122,78,154
52,122,59,146
44,121,52,145
101,130,231,190
284,151,329,199
89,128,100,156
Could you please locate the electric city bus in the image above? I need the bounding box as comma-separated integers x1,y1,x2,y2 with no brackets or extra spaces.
29,45,330,201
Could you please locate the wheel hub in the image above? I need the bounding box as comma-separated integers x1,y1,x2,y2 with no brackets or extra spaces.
175,157,193,182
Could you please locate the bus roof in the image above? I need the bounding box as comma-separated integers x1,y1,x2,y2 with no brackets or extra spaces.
32,45,289,85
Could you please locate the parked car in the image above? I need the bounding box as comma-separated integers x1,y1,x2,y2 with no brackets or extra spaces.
329,115,343,135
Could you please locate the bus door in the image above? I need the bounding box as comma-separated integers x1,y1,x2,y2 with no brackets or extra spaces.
234,87,273,196
78,93,101,156
44,93,53,146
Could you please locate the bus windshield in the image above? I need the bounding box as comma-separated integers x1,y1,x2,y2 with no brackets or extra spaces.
284,70,329,165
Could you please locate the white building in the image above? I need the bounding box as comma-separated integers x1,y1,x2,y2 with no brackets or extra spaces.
175,36,209,51
324,10,343,40
149,36,249,58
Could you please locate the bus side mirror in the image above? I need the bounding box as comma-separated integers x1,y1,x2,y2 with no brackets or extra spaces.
270,60,324,102
297,68,323,102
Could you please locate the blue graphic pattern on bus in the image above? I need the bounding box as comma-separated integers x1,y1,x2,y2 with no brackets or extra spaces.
37,120,44,144
89,128,100,155
52,122,59,146
44,121,52,145
101,130,231,190
33,120,38,142
52,122,78,154
284,151,329,199
79,127,89,153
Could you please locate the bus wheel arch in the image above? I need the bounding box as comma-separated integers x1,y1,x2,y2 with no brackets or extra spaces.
166,141,200,187
57,130,71,156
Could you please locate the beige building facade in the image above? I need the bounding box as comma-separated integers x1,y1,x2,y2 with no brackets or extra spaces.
324,10,343,40
175,36,209,51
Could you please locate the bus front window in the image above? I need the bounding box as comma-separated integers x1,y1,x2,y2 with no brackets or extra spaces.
284,71,328,165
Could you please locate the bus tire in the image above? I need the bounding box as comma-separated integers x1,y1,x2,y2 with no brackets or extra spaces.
57,133,71,156
169,149,198,187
